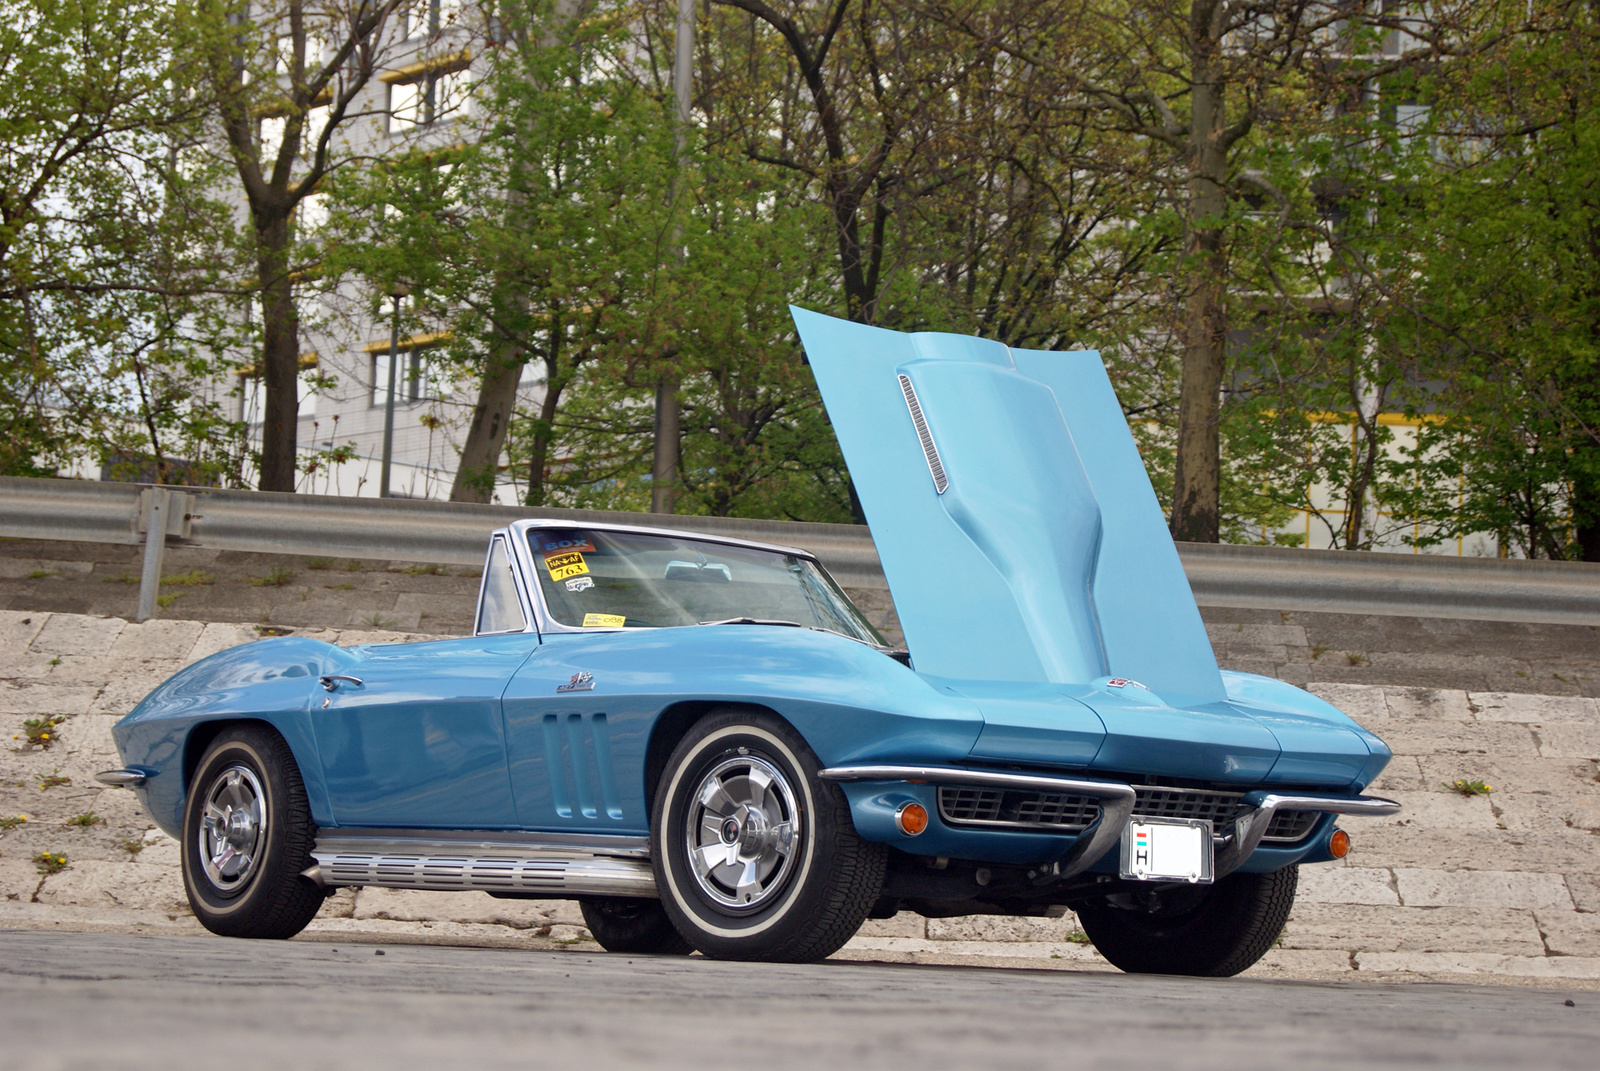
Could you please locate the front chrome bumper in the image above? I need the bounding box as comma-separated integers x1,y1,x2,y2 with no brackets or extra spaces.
819,765,1399,881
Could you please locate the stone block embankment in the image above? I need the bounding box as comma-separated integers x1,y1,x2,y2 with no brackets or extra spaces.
1,610,1596,983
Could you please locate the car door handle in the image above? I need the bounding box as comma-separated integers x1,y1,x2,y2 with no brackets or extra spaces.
319,675,364,692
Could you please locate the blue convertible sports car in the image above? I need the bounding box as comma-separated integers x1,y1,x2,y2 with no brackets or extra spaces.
98,310,1398,973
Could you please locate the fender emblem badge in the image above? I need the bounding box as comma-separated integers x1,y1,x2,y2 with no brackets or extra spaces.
556,671,595,693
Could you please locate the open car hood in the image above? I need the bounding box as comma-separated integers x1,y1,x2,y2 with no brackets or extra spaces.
792,307,1225,705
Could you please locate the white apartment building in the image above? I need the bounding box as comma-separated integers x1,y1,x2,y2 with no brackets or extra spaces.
226,0,536,504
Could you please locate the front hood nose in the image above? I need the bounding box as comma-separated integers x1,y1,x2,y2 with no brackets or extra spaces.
958,681,1289,783
961,684,1108,767
1234,705,1376,786
1081,685,1373,787
1083,687,1281,784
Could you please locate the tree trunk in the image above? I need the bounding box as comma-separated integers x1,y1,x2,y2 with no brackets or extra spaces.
1344,419,1381,550
1169,1,1228,544
256,213,300,492
450,352,522,502
447,0,590,503
1572,438,1600,561
527,377,563,506
651,373,680,513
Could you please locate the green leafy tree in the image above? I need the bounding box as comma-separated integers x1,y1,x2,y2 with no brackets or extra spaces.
179,0,407,491
0,0,243,481
1373,2,1600,559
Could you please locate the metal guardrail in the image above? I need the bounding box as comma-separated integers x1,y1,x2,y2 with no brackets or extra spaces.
3,475,1599,626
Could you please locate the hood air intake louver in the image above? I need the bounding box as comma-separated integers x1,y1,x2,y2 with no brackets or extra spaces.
898,374,948,494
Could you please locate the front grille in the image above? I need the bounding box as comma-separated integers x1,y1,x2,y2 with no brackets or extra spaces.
937,786,1100,828
936,783,1322,844
1263,808,1319,842
1132,788,1243,826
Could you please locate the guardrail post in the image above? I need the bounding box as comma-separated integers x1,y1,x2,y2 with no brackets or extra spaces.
136,488,171,622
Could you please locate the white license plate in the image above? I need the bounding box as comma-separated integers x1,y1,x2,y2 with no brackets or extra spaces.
1119,818,1214,883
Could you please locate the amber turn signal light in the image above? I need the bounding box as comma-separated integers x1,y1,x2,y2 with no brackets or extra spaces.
1329,829,1351,858
895,802,929,836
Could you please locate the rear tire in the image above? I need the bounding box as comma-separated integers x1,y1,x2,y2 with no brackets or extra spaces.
1076,866,1297,977
578,898,693,955
651,709,886,962
180,725,324,940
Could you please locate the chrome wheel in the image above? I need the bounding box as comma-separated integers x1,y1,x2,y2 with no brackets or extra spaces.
197,765,266,894
685,754,801,912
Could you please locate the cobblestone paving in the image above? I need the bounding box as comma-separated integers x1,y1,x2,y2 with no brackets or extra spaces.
1,602,1596,985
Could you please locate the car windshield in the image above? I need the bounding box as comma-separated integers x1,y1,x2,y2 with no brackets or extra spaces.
526,528,886,644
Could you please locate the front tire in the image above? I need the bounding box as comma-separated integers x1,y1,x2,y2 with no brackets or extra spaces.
1076,866,1297,977
650,710,886,962
578,898,693,955
181,725,325,939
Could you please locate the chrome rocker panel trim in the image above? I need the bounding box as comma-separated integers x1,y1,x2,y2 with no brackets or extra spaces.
819,765,1399,882
94,769,147,786
819,765,1136,882
308,830,656,899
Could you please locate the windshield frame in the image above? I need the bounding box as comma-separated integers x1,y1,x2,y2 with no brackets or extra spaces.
504,519,887,647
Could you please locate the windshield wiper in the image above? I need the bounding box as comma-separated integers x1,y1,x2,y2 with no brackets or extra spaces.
697,617,804,628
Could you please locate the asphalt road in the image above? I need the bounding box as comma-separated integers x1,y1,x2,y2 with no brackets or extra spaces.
1,931,1595,1070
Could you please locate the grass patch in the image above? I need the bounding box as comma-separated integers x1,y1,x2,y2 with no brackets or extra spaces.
457,569,482,579
1447,779,1493,797
1065,930,1091,945
39,770,71,789
395,563,449,576
1310,642,1328,661
16,716,64,750
306,556,336,570
119,836,146,859
1344,651,1368,666
342,560,368,572
65,812,103,829
249,565,297,587
323,582,356,591
34,851,68,876
161,570,215,586
155,593,184,608
0,815,27,831
360,613,397,629
26,569,55,579
103,572,139,584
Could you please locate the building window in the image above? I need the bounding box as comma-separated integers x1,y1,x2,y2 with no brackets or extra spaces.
370,345,444,407
237,353,321,424
404,0,465,41
384,51,472,131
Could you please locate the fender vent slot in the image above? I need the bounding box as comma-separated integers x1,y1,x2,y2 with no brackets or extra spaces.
898,374,948,494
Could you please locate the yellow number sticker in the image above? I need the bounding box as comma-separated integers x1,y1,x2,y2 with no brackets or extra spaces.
545,551,589,581
582,613,626,628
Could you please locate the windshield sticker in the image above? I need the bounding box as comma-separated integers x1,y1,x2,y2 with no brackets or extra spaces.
545,551,590,581
542,537,596,554
582,613,626,628
564,575,595,593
